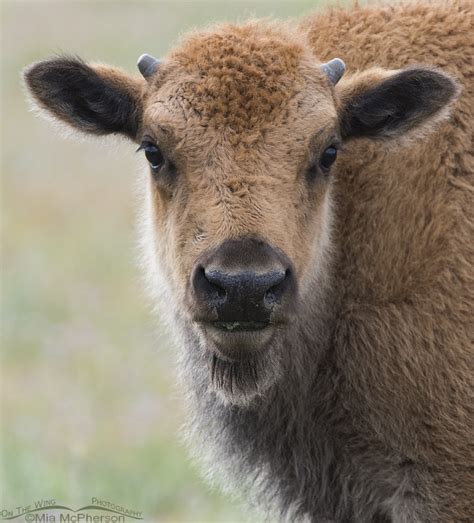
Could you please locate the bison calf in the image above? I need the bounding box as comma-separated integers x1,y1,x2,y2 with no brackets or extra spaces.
24,0,473,521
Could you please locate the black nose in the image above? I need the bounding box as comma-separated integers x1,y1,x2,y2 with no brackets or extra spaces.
191,238,295,327
201,267,288,308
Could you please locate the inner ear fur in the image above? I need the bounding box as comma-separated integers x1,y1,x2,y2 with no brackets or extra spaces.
24,56,146,140
336,66,460,141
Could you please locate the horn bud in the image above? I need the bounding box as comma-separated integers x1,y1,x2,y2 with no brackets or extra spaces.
321,58,346,85
137,53,160,78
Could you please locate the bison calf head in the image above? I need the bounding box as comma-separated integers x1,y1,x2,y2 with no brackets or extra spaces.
24,22,458,405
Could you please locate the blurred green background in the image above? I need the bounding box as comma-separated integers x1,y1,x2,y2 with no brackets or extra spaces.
1,1,340,521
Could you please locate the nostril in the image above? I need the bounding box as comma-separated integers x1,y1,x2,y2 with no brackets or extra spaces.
202,268,227,300
193,265,227,306
215,285,226,300
264,268,291,307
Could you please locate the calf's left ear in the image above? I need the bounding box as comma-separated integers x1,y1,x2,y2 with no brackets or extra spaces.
336,66,460,142
24,56,146,140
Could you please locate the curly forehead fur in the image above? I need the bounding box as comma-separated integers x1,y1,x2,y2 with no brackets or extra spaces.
164,22,316,133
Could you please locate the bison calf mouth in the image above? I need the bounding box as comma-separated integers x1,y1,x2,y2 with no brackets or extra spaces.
213,320,270,332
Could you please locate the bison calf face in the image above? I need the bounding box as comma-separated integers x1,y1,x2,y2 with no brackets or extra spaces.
144,99,334,403
134,28,341,403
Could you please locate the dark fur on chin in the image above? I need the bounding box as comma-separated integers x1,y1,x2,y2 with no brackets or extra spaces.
210,354,259,395
209,349,282,405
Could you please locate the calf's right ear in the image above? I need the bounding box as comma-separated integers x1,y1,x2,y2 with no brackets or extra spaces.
24,56,146,140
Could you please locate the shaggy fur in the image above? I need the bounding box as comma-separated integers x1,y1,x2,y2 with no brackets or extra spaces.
24,1,473,521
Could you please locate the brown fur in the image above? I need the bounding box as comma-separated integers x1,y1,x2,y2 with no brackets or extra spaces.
24,1,473,520
305,2,474,518
167,22,304,134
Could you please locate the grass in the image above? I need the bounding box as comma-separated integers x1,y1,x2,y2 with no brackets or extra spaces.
1,1,339,521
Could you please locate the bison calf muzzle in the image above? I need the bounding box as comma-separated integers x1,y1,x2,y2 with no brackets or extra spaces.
190,238,296,336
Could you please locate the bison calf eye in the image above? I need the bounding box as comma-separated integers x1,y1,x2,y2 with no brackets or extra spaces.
141,142,164,171
320,146,338,171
